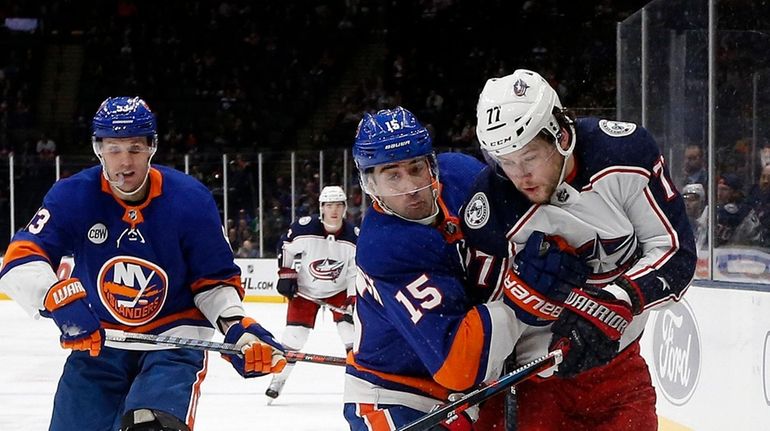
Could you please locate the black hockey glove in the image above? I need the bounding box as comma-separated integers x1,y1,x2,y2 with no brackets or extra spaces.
276,268,298,299
549,277,642,378
502,231,589,326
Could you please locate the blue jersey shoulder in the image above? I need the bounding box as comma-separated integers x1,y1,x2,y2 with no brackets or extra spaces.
44,165,102,209
357,210,454,279
436,152,485,213
461,166,532,258
339,221,359,244
152,165,216,206
575,118,661,177
288,215,325,238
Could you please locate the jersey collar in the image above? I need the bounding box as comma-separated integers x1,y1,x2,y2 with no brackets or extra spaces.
101,167,164,228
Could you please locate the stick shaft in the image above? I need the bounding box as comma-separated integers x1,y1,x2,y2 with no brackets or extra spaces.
104,329,347,366
397,350,562,431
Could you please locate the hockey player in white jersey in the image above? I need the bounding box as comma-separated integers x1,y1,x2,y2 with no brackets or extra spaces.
265,185,358,403
463,69,697,430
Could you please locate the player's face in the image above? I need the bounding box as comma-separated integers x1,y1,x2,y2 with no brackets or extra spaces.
370,156,437,220
321,201,346,230
100,137,153,194
497,137,562,204
759,165,770,192
683,194,703,218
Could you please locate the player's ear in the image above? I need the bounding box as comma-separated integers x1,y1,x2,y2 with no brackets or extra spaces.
557,127,570,151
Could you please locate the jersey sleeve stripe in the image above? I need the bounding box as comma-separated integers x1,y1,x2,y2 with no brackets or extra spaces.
582,166,651,191
347,355,452,401
433,307,487,391
1,240,51,276
359,404,395,431
625,187,679,279
190,275,243,298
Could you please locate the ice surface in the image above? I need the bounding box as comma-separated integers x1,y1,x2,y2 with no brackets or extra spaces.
0,301,349,430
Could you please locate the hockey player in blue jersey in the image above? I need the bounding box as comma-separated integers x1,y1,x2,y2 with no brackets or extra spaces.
266,185,358,403
463,69,697,430
343,107,527,431
0,97,286,431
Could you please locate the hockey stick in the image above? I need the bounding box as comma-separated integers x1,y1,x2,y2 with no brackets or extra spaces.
396,350,563,431
104,329,347,366
296,291,352,315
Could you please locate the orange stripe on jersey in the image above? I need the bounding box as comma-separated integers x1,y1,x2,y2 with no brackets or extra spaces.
190,275,243,298
433,308,485,391
347,355,452,401
362,407,394,431
186,351,208,430
102,308,207,333
2,240,51,267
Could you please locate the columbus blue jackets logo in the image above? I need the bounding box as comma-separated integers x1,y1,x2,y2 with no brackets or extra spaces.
577,234,640,284
308,258,345,281
599,120,637,137
97,256,168,326
513,78,529,97
464,192,490,229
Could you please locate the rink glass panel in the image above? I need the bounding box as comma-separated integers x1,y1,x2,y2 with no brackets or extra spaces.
619,0,770,284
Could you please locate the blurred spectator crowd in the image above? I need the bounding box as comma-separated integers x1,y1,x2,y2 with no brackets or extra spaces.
4,0,769,260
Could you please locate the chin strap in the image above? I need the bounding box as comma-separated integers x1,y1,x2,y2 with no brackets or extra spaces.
553,122,577,187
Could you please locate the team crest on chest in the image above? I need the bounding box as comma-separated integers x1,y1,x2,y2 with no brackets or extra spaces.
599,119,637,137
464,192,490,229
97,256,169,326
308,258,344,281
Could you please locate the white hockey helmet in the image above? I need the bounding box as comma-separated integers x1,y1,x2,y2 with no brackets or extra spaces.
476,69,567,158
319,185,347,205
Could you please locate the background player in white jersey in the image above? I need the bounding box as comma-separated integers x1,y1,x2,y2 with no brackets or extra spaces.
0,97,286,431
266,185,358,403
463,70,697,430
343,107,527,431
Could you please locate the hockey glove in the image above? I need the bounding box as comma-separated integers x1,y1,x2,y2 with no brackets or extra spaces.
434,393,479,431
43,278,103,357
503,231,589,326
223,317,287,378
276,268,299,299
342,295,355,324
549,277,642,378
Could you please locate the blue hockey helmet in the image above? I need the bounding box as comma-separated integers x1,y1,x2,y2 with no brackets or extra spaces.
92,96,158,149
352,107,433,171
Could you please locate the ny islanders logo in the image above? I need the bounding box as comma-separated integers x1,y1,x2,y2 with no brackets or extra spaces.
308,259,344,281
97,256,168,326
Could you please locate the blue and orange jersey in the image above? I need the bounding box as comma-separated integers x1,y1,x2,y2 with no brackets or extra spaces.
1,165,240,336
346,153,521,406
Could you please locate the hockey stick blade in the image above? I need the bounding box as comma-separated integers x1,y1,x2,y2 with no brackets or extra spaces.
396,349,563,431
296,292,352,315
104,329,347,366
